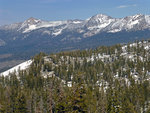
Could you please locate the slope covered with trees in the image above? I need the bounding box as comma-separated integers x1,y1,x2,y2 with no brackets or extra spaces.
1,40,150,112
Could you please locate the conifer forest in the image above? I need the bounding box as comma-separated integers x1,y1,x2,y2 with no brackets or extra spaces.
1,40,150,113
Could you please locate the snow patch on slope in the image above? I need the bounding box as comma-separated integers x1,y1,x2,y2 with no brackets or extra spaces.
72,21,82,24
145,15,150,24
0,60,32,77
108,29,121,33
52,29,63,36
23,21,67,33
23,25,36,33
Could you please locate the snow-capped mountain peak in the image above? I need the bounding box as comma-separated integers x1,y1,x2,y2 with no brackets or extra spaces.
18,17,42,32
87,14,114,23
22,17,41,27
108,14,150,33
26,17,41,24
83,14,116,36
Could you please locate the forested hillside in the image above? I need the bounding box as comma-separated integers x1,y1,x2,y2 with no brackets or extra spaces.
1,40,150,112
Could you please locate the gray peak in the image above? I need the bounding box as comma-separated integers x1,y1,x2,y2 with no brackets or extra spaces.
27,17,37,20
25,17,41,25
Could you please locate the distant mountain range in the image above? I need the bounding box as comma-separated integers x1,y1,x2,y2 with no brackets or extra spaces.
2,14,150,35
1,13,150,71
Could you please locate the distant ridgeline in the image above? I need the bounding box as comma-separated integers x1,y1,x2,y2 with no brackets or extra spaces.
1,14,150,72
1,40,150,112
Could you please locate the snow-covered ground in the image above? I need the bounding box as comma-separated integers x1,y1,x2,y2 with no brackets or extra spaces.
0,60,32,77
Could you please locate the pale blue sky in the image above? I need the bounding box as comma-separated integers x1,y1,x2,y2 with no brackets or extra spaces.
0,0,150,25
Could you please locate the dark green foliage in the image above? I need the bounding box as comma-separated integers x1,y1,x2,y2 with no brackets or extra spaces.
15,92,27,113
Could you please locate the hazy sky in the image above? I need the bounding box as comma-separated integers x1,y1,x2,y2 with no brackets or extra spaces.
0,0,150,25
